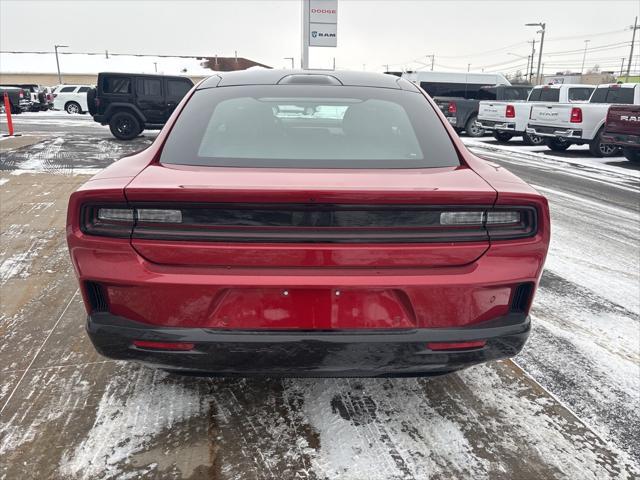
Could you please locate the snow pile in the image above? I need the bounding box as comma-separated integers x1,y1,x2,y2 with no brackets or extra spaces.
0,52,213,77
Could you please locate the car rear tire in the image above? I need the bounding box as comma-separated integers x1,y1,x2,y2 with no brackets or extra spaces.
493,131,514,143
545,137,570,152
623,148,640,163
65,101,82,114
465,115,484,138
109,111,142,140
589,129,621,158
523,132,545,146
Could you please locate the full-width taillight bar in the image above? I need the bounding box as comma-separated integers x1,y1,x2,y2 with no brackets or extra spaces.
80,204,538,242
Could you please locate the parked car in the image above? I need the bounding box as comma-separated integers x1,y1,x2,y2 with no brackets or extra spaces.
52,85,92,114
602,104,640,162
527,83,640,157
0,86,32,114
399,71,514,137
0,83,44,111
67,70,550,377
42,86,55,110
88,72,193,140
478,84,594,145
434,84,532,138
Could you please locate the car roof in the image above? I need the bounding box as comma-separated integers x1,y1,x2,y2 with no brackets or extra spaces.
97,72,192,81
595,83,638,88
198,69,420,92
535,83,595,89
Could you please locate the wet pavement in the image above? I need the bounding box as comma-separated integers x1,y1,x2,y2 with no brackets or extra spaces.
0,117,638,479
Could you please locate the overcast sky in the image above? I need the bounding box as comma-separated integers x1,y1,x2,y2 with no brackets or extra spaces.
1,0,638,74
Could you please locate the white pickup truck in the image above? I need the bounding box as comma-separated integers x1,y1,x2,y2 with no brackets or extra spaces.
477,84,594,145
526,83,640,157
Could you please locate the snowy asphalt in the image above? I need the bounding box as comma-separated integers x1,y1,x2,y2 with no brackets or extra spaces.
0,114,639,479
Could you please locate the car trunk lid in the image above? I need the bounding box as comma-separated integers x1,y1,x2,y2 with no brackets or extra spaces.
529,103,575,126
479,102,509,122
125,164,497,268
606,105,640,136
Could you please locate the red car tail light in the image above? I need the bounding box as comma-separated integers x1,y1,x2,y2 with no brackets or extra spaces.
505,104,516,118
448,101,457,114
570,107,582,123
427,340,486,351
133,340,195,351
80,204,538,242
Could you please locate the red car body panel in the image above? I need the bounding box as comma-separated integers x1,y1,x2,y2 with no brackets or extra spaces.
66,71,550,375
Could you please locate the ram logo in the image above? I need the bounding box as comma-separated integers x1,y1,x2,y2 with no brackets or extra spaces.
620,115,639,122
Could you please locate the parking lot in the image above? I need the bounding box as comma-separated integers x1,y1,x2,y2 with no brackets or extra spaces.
0,112,638,479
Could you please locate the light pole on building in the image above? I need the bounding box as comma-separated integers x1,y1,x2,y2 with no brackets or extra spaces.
525,22,546,84
54,44,69,85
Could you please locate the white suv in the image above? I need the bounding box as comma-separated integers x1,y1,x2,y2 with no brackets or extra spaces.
53,85,92,114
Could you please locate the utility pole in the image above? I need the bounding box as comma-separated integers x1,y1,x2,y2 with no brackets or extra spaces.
627,16,638,77
620,58,626,77
528,39,536,83
54,44,68,85
301,0,310,69
580,39,590,76
425,54,435,71
153,62,158,73
526,22,546,84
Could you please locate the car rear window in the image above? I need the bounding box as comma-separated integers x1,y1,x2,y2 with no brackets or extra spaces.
568,87,593,101
536,88,560,102
59,86,76,93
503,87,531,101
160,85,460,169
590,87,635,104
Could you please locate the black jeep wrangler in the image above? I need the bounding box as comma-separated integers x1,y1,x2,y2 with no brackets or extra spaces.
88,72,194,140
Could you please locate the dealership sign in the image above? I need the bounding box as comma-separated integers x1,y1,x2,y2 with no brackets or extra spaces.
308,0,337,47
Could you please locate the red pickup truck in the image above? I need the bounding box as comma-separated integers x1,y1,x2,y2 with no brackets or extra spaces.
602,105,640,162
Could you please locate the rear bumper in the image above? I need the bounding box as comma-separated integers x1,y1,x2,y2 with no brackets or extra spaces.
477,120,518,132
526,124,583,139
602,131,640,147
87,311,531,377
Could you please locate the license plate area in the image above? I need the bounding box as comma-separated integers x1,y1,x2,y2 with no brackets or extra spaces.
209,288,416,330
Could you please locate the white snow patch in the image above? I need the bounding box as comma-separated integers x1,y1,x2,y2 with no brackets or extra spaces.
287,378,488,480
0,229,55,283
58,368,207,480
463,137,637,180
0,178,9,186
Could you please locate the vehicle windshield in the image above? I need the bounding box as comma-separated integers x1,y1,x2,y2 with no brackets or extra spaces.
160,85,460,169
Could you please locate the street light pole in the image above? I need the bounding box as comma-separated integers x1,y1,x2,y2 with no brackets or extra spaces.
301,0,310,69
627,16,638,77
528,39,536,83
284,57,295,69
526,22,546,84
54,44,68,85
580,40,590,77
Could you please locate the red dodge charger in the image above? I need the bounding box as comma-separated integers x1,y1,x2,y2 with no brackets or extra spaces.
67,70,550,377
